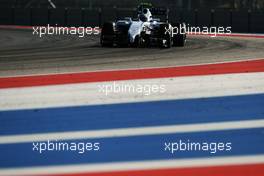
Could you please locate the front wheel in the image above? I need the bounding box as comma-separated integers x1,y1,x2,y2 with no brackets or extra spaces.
159,23,172,48
161,34,172,48
132,35,144,48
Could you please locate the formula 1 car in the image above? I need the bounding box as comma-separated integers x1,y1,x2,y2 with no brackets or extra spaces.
100,3,186,48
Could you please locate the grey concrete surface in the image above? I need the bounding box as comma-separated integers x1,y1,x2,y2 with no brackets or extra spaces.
0,29,263,76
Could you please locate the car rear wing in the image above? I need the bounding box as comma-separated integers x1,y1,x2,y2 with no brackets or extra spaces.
150,8,168,16
150,7,169,23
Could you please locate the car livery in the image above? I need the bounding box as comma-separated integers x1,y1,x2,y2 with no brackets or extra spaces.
100,4,186,48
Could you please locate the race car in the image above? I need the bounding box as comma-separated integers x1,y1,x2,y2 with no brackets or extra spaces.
100,4,186,48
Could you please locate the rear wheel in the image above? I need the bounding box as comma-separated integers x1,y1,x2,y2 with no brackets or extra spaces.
101,22,115,47
173,22,186,47
173,34,185,47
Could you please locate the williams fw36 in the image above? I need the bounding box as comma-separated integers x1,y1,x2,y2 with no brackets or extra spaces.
101,4,187,48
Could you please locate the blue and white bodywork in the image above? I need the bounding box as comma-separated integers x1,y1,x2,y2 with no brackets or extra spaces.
101,6,186,48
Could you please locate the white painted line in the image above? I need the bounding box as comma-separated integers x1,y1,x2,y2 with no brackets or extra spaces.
0,155,263,176
1,72,264,111
0,119,263,144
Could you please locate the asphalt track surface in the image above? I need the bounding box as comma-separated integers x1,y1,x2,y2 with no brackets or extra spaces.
0,29,264,77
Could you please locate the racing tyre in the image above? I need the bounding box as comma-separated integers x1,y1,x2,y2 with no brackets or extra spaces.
132,35,143,48
163,34,172,48
159,23,172,48
173,34,185,47
101,22,115,47
173,22,186,47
